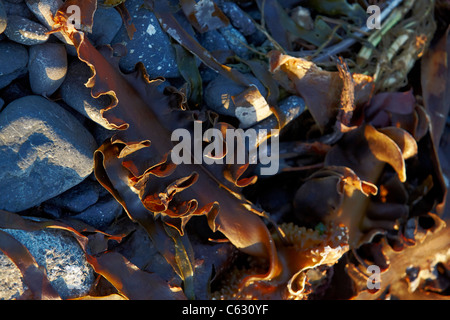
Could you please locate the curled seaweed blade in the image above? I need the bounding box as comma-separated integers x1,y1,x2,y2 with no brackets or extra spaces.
269,51,373,133
86,251,187,300
54,0,283,292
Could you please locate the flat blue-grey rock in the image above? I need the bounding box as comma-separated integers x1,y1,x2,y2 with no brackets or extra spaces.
0,225,95,299
0,95,97,212
4,15,49,45
112,0,179,78
28,43,67,95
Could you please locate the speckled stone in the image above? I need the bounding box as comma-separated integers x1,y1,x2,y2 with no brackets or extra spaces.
111,0,179,78
0,226,95,299
4,15,49,45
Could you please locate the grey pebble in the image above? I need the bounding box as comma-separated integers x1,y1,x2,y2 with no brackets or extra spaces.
0,226,94,299
112,0,179,78
3,1,33,20
72,196,123,230
28,43,67,95
221,2,256,36
60,60,112,129
4,15,49,45
44,178,100,213
0,41,27,75
0,67,27,89
199,29,230,53
219,25,250,59
0,41,28,89
0,95,97,212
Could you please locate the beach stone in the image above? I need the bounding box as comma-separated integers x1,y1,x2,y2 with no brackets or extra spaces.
204,73,267,117
0,41,27,75
60,60,112,128
72,196,123,230
0,41,28,89
221,2,256,36
88,6,122,46
28,43,67,95
0,226,95,299
111,0,179,78
199,29,230,53
0,67,27,89
4,1,33,19
219,25,250,59
0,95,97,212
44,178,100,213
4,15,49,45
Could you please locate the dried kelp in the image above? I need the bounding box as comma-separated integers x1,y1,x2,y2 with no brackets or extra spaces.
1,0,443,301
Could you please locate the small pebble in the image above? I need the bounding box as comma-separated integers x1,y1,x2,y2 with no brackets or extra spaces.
4,15,49,45
28,42,67,95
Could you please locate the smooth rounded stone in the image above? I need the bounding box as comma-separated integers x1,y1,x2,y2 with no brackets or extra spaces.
0,75,32,104
218,25,250,59
45,178,100,213
28,43,67,95
88,6,122,46
111,0,179,78
220,2,256,36
0,67,27,89
60,60,112,128
0,41,27,76
0,41,28,89
4,1,34,20
0,0,6,34
4,15,49,45
199,29,230,53
0,226,95,299
0,95,98,212
204,73,267,117
72,196,123,230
